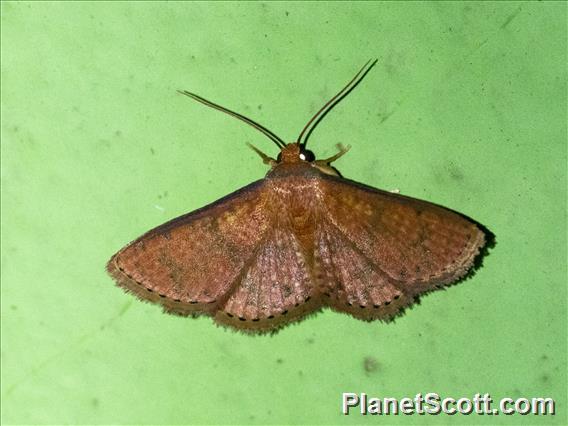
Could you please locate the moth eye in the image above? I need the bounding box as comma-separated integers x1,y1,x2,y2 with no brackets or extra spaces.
276,152,282,162
299,149,315,162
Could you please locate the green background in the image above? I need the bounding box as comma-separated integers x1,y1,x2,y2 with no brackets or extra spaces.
2,1,566,425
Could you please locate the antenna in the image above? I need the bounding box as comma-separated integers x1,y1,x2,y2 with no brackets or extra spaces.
297,59,378,147
178,90,286,149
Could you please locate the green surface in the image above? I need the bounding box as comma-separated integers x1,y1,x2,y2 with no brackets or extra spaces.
2,1,566,425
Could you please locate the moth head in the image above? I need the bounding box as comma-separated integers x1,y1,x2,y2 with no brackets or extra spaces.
178,59,376,170
298,145,316,162
276,144,316,163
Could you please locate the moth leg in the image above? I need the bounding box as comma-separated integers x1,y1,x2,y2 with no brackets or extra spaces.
320,143,351,164
247,142,277,167
312,144,351,176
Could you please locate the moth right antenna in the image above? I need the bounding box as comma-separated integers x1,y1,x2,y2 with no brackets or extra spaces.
297,59,378,148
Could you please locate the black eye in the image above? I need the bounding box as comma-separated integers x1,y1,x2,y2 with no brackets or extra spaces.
299,149,315,162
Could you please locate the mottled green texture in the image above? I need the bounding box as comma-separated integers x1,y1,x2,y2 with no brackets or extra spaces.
1,2,566,425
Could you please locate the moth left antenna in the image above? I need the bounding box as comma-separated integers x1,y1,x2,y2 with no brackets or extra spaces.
178,90,286,149
297,59,378,147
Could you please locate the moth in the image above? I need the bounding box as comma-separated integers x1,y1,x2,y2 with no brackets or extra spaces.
107,60,487,333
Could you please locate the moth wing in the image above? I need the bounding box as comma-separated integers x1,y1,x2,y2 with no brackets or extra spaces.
214,222,319,332
106,180,271,316
314,219,410,320
316,175,486,319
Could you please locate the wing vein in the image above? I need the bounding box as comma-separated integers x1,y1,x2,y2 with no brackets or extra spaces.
216,230,273,312
322,219,406,294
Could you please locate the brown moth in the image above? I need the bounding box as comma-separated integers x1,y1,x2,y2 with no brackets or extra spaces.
107,60,488,333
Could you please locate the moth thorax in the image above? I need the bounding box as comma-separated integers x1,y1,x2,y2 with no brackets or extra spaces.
287,198,317,234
